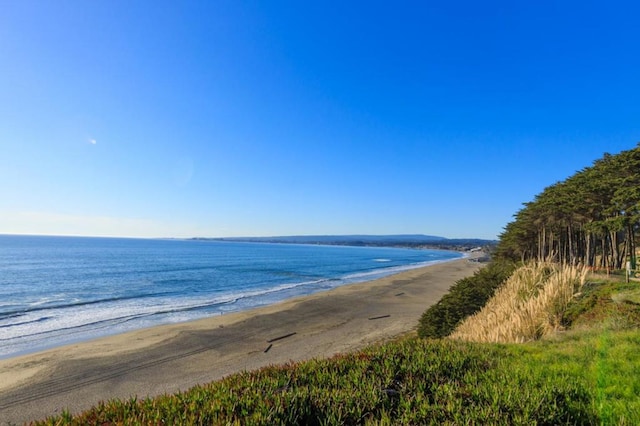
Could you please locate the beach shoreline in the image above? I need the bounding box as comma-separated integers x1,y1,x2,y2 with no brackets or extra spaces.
0,256,482,424
0,237,465,361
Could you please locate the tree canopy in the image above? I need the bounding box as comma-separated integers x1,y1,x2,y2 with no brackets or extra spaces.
496,143,640,270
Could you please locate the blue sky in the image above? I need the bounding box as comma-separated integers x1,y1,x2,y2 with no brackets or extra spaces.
1,1,638,240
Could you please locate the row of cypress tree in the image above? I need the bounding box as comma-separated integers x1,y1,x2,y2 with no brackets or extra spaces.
496,143,640,270
418,143,640,338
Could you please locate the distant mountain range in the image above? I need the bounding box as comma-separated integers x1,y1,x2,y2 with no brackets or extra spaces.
194,234,496,249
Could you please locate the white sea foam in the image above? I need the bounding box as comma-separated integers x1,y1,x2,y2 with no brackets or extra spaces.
343,259,451,282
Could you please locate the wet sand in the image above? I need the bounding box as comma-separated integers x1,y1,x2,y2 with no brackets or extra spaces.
0,256,481,424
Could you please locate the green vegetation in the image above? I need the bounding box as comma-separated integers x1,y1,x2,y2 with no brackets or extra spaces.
538,278,640,424
417,260,516,339
503,327,640,425
563,278,640,332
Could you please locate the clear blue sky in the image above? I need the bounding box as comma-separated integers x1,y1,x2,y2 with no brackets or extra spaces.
1,1,638,240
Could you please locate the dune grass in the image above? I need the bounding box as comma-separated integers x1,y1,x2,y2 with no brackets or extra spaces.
449,263,588,343
417,260,515,339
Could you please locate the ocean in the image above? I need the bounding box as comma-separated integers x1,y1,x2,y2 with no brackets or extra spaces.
0,235,462,359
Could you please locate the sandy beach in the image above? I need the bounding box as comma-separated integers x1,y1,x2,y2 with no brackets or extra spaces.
0,257,481,425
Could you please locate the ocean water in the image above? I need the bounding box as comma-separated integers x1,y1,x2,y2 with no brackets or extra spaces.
0,235,462,359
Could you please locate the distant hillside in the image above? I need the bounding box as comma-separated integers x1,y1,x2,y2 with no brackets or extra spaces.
195,235,496,250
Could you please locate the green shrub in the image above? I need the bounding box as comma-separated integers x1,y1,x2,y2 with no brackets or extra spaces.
563,280,640,330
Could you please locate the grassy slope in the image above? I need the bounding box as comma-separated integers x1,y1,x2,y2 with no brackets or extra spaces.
36,276,640,425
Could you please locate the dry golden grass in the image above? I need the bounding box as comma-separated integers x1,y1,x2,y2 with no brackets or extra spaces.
449,263,588,343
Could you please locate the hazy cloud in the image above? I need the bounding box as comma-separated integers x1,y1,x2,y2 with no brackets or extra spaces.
89,139,97,145
0,210,220,238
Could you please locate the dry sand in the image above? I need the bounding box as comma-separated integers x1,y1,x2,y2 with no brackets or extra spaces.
0,256,481,425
